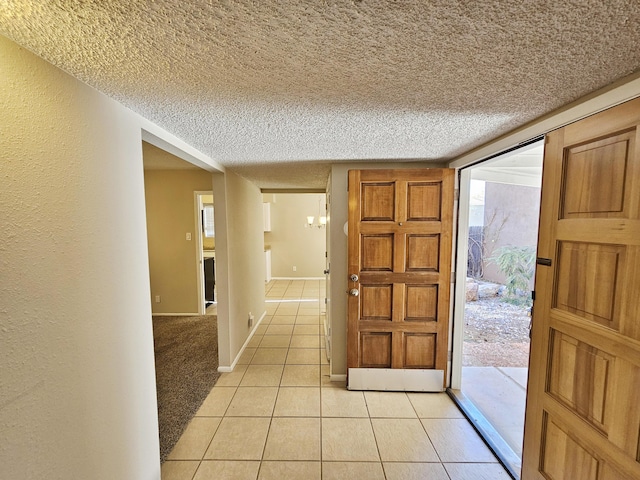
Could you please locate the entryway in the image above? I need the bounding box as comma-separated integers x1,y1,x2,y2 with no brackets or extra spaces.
451,139,544,479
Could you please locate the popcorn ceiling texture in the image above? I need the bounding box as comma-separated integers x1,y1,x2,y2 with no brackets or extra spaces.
2,0,640,188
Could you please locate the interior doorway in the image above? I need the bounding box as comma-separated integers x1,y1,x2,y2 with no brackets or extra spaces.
195,192,216,315
451,139,544,479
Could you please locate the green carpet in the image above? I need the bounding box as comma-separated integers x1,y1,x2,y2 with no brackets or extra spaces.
152,314,220,462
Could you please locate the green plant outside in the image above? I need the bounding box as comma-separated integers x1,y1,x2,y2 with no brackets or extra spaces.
488,245,536,306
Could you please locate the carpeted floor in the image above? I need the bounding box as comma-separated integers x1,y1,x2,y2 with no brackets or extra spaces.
152,314,220,462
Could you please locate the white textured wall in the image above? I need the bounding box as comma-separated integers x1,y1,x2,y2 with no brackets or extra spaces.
263,193,326,278
214,170,266,367
0,36,162,479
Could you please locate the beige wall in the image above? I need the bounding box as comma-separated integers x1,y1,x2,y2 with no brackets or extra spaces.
263,193,326,278
143,167,214,314
214,170,266,368
0,35,164,479
482,182,541,286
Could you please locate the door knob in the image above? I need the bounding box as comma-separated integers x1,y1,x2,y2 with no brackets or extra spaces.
349,289,359,297
324,269,330,274
350,274,359,282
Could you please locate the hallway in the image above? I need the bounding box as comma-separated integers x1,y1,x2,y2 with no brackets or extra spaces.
161,280,510,480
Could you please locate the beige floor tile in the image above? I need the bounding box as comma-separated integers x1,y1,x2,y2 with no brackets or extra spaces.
383,462,450,480
322,462,385,480
247,335,263,348
321,418,379,461
255,325,268,335
407,392,464,418
240,365,284,387
265,324,294,336
196,387,237,416
270,315,297,325
297,308,319,316
320,366,345,388
265,305,278,315
364,391,417,418
286,348,320,365
422,418,497,462
258,335,292,348
251,348,288,365
293,324,320,335
237,348,257,365
274,387,320,417
290,335,321,348
263,417,321,461
281,365,321,386
167,417,222,460
443,463,510,479
260,316,272,325
321,388,368,417
193,460,260,480
226,386,278,416
295,315,320,324
276,305,299,315
204,417,271,460
258,461,321,480
320,351,329,365
215,365,247,387
372,418,439,462
161,460,200,480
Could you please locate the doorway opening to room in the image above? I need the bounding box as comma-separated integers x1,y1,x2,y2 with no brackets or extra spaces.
451,139,544,479
195,192,216,315
261,192,329,363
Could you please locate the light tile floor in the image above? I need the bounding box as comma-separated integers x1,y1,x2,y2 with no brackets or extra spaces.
162,280,511,480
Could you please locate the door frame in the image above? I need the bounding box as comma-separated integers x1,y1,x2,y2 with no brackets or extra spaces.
194,191,212,315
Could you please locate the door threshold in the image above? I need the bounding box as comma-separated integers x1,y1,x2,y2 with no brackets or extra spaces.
447,388,521,480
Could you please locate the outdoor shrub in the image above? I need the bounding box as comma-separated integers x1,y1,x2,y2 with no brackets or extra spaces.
489,245,536,305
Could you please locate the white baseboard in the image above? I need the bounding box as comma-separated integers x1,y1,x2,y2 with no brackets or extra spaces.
217,310,267,373
152,312,200,316
330,374,347,382
270,277,326,280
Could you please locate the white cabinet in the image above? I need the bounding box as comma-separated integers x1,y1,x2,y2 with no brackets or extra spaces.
263,202,271,232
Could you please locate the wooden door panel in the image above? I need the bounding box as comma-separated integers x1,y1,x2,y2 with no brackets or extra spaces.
561,131,633,218
407,182,442,220
554,241,623,329
405,285,438,321
403,333,436,368
547,330,612,433
361,183,395,220
360,284,392,321
347,168,454,390
522,97,640,479
360,333,392,367
361,235,394,271
406,234,440,271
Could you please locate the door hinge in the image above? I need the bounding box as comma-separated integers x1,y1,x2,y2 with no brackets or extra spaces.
448,351,452,361
454,189,460,201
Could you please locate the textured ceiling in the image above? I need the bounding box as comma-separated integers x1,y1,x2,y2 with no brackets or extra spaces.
2,1,640,188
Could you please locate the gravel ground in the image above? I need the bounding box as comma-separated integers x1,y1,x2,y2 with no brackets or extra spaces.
463,296,531,367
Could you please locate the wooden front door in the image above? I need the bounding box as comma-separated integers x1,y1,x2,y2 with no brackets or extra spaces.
347,169,454,391
522,98,640,479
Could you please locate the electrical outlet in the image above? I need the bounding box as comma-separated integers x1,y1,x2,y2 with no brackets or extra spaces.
292,266,297,272
155,295,161,303
186,232,192,240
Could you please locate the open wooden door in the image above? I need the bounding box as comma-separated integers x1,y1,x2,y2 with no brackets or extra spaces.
347,169,454,391
522,98,640,479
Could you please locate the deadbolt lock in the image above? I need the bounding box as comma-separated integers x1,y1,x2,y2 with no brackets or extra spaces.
350,274,359,282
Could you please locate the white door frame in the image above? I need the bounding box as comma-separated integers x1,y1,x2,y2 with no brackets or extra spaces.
194,191,212,315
